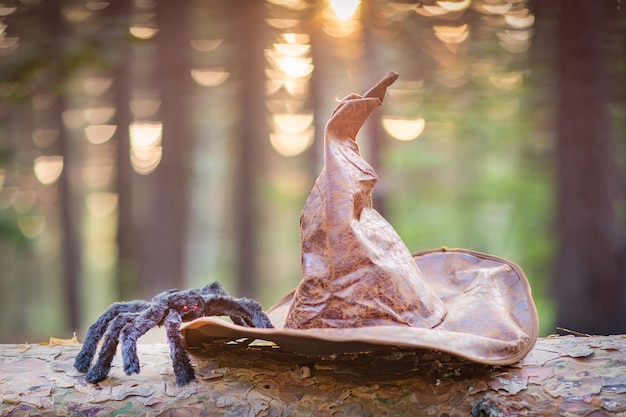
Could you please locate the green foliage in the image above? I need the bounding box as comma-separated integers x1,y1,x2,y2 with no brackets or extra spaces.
0,211,29,247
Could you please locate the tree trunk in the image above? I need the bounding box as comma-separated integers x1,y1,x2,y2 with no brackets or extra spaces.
1,335,624,416
40,0,82,332
108,0,138,301
554,0,626,334
231,0,268,299
138,0,194,296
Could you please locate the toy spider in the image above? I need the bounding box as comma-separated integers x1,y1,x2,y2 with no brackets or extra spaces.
74,282,273,386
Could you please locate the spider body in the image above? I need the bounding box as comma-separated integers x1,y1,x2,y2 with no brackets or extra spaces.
74,282,273,386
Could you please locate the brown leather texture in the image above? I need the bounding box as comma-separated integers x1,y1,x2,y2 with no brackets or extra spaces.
182,72,539,365
284,71,446,331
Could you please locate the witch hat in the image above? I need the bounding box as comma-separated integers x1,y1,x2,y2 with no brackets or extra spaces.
183,71,539,365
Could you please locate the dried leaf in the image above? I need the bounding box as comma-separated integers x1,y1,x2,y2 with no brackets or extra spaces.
16,344,30,353
45,333,79,346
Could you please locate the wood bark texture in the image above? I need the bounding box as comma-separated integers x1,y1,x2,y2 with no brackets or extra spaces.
0,335,624,416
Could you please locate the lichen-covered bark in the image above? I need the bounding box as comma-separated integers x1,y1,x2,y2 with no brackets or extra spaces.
1,336,625,416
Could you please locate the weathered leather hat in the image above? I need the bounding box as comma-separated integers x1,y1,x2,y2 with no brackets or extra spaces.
183,71,539,365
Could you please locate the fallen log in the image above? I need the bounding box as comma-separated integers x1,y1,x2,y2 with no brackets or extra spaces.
0,335,625,416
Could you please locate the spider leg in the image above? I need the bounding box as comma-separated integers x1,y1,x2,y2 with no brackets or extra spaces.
199,282,230,298
74,300,150,372
84,311,137,384
200,282,273,328
229,316,247,326
203,296,274,328
201,283,247,325
164,310,196,386
120,305,165,376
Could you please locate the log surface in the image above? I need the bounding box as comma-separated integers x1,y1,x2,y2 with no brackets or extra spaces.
1,335,625,416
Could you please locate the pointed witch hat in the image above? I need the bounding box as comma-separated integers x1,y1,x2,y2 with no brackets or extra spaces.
183,71,539,365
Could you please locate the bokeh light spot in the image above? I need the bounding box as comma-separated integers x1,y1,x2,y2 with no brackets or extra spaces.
436,0,470,12
273,113,313,134
34,156,64,185
83,78,113,96
130,99,161,118
130,25,158,39
382,117,426,141
84,107,116,124
270,131,313,157
86,192,118,217
130,122,163,175
328,0,361,21
85,124,117,144
191,69,230,87
18,215,46,239
32,129,60,149
190,39,223,52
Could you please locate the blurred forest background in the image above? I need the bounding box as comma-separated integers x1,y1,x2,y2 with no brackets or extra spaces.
0,0,625,343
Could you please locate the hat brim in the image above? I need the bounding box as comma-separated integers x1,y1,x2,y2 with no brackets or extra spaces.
182,248,539,365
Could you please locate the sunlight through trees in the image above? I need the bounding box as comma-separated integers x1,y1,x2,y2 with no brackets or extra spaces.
0,0,624,342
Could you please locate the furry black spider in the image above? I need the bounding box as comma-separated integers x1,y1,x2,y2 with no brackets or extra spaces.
74,282,273,386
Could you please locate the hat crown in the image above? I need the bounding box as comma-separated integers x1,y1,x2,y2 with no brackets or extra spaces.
284,72,447,330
